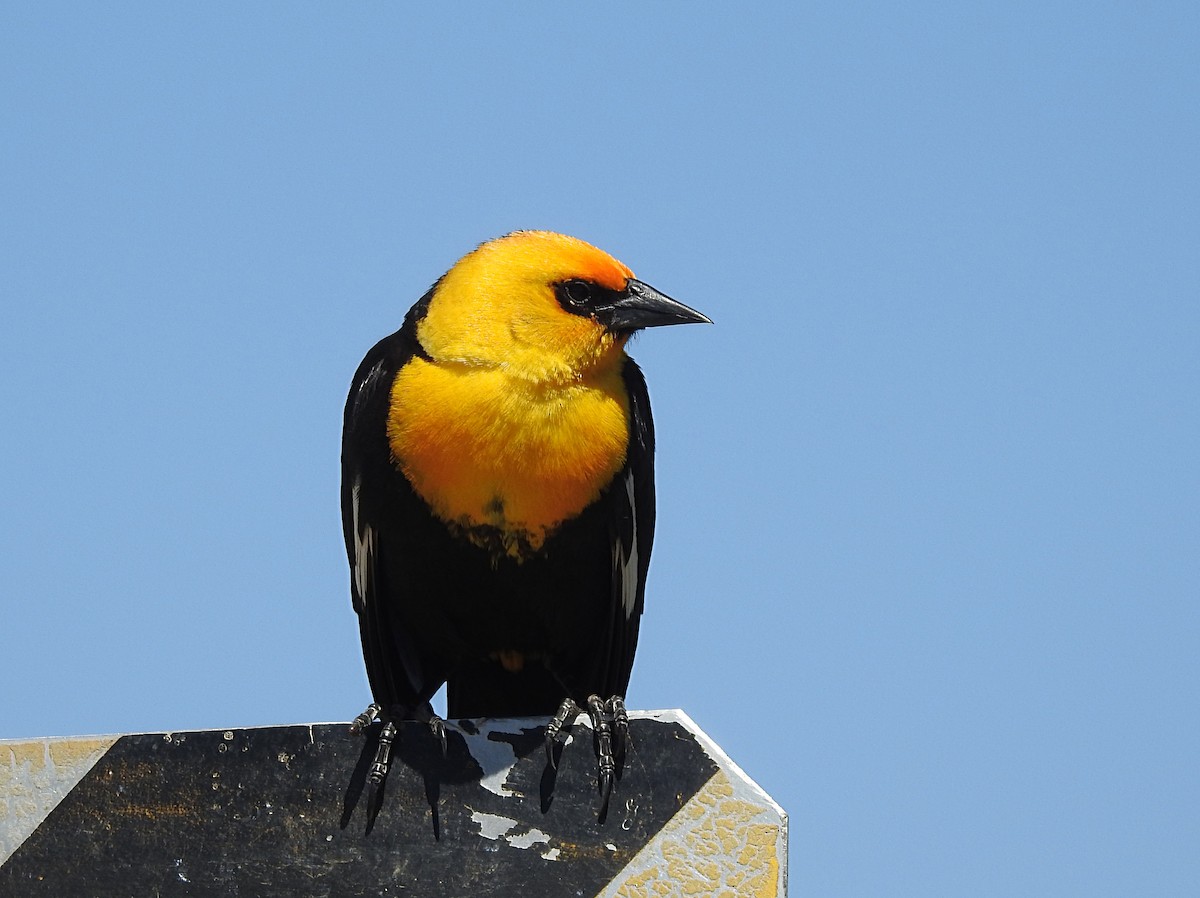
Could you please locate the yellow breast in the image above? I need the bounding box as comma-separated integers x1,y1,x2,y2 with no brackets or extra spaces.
386,357,631,554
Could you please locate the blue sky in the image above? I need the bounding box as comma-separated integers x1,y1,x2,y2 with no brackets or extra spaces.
3,3,1197,894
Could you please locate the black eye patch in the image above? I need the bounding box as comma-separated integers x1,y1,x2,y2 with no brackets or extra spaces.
554,278,624,320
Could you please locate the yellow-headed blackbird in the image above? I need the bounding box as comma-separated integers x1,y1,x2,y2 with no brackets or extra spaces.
340,231,708,802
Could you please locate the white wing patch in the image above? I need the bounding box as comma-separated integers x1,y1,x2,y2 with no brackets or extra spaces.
354,359,386,416
615,470,639,619
352,475,375,607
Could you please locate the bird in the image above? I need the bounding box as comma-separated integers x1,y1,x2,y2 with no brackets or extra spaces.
340,231,709,807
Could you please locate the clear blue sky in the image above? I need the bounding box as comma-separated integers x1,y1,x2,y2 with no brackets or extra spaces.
3,4,1197,894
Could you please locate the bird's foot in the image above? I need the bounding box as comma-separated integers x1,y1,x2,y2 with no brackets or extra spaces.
544,694,629,813
350,702,447,791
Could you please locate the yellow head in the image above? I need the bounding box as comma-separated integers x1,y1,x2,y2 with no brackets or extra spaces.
414,231,705,383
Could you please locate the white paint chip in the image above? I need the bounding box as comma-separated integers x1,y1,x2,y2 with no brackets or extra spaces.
471,811,518,841
461,720,523,798
507,827,550,850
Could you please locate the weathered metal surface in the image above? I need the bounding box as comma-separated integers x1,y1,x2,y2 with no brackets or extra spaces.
1,711,785,896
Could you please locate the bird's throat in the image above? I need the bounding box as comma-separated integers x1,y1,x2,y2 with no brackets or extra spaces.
386,358,630,556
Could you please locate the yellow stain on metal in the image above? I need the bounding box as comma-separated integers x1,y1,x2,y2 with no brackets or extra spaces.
1,736,118,866
606,770,784,898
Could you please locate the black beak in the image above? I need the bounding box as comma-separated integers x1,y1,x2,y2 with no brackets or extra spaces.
600,279,712,333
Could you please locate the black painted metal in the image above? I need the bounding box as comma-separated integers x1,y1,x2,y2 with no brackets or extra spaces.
2,718,718,897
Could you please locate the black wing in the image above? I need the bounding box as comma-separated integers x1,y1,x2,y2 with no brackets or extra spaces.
598,357,657,699
340,297,439,714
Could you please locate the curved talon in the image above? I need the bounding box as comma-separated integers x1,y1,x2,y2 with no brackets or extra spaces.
429,716,448,758
545,697,581,769
350,702,382,734
544,694,624,815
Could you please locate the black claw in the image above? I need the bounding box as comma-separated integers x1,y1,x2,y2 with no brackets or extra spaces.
350,702,381,734
354,703,446,800
545,697,581,769
429,716,448,758
542,693,626,817
599,769,613,806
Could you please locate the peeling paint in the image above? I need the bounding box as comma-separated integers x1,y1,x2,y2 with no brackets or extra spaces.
1,714,785,895
599,768,785,898
470,810,518,841
460,720,524,797
0,735,117,866
507,826,550,850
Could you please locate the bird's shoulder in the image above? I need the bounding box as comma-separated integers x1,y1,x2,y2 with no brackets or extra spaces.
343,287,435,432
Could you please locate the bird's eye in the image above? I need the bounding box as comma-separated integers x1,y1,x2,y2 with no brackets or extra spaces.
560,279,594,308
